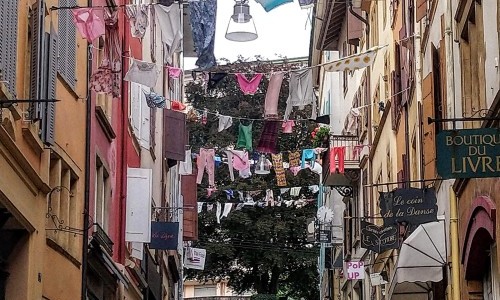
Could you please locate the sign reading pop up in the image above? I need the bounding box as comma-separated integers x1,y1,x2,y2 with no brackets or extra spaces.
345,261,365,280
436,128,500,179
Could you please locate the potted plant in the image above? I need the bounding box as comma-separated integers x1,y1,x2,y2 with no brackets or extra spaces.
311,126,330,147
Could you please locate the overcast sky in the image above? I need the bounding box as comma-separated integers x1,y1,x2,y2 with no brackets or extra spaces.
184,1,312,70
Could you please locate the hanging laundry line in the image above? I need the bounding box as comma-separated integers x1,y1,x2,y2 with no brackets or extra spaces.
49,1,187,10
192,108,320,122
352,87,413,110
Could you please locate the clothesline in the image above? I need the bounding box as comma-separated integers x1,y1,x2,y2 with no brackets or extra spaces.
193,108,319,122
198,184,322,193
50,2,183,10
354,87,413,109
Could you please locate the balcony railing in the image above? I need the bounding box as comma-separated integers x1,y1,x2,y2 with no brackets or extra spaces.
322,135,360,190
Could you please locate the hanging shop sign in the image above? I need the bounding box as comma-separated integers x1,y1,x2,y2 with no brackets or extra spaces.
184,248,207,270
379,188,437,226
149,222,179,250
436,128,500,179
360,221,399,253
345,261,365,280
316,230,332,243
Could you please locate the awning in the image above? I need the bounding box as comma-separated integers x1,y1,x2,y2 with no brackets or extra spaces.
387,220,446,300
89,242,130,288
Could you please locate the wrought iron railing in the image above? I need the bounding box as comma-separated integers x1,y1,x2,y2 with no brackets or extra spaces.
184,297,251,300
322,135,360,186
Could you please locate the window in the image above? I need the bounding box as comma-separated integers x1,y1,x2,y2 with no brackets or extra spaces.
47,154,79,257
95,156,110,233
0,0,18,96
130,82,151,149
386,146,392,182
323,90,331,116
95,38,113,121
58,0,77,89
370,4,378,47
194,285,217,297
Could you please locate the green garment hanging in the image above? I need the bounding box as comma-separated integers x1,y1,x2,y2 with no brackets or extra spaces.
236,123,253,151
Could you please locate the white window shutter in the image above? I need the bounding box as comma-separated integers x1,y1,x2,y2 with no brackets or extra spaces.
126,168,152,242
130,242,143,260
130,83,142,138
139,90,150,148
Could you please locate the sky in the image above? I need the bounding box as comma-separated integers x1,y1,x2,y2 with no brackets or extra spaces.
184,1,312,70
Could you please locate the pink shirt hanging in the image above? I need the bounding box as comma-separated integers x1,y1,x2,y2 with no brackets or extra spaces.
235,73,263,95
282,120,295,133
168,67,183,79
72,8,105,42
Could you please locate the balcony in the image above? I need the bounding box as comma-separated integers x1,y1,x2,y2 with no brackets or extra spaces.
322,135,360,196
184,297,252,300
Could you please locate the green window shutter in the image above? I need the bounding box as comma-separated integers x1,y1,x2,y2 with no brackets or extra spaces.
42,26,58,146
58,0,77,89
0,0,19,96
29,1,44,120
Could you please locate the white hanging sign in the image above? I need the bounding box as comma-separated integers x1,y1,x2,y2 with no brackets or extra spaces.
345,261,365,280
184,248,207,270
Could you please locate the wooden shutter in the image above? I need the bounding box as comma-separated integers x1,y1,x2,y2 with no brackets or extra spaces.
130,83,142,137
139,89,151,149
163,109,187,161
42,26,58,146
347,7,363,46
422,72,436,180
126,168,153,243
28,1,43,121
0,0,19,95
416,0,427,21
182,173,198,241
150,107,157,151
58,0,77,89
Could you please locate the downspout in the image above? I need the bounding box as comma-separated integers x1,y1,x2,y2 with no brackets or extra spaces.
120,1,129,264
445,0,460,298
81,0,92,298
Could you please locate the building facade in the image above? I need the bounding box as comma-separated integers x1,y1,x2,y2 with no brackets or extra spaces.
311,0,500,299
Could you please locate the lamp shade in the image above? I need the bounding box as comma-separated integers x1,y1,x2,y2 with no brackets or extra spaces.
225,1,258,42
254,154,271,174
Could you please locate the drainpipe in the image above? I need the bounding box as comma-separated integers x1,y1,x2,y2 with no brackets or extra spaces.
445,0,460,298
81,0,92,298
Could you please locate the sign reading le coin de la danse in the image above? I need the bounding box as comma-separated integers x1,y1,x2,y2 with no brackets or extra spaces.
436,128,500,179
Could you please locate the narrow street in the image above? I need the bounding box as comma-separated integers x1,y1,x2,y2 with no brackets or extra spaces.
0,0,499,299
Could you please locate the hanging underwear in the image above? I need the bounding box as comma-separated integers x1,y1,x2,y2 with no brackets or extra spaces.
208,72,228,90
125,4,149,39
218,115,233,132
235,73,263,95
168,67,183,79
72,8,105,42
144,90,167,109
124,59,159,88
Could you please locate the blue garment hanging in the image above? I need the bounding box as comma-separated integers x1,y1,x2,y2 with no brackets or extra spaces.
189,0,217,69
301,149,316,169
255,0,293,12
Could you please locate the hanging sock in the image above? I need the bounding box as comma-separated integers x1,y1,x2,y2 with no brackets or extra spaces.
72,8,105,42
154,4,183,64
221,203,233,218
271,153,287,187
208,72,228,90
197,202,204,213
265,189,275,207
256,120,280,154
235,73,264,95
124,59,159,88
168,67,183,79
216,202,222,223
329,146,346,174
189,0,217,69
284,69,317,121
282,120,295,134
264,71,285,118
125,4,149,39
290,187,301,197
218,115,233,132
144,90,167,109
255,0,293,12
236,122,253,151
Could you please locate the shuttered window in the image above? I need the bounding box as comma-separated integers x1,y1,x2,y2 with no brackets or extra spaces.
422,73,436,180
29,1,44,120
182,173,198,241
416,0,427,21
126,168,153,243
130,82,151,149
347,7,363,46
58,0,77,89
41,25,58,146
0,0,18,96
163,109,187,161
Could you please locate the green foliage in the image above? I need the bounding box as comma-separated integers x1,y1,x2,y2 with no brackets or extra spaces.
185,58,320,300
251,295,277,300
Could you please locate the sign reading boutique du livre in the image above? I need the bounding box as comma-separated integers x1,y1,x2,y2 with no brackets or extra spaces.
436,128,500,179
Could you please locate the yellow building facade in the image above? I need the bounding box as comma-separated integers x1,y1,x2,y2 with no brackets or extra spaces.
0,0,88,298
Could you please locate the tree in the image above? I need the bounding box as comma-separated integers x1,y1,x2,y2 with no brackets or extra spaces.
185,57,320,299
